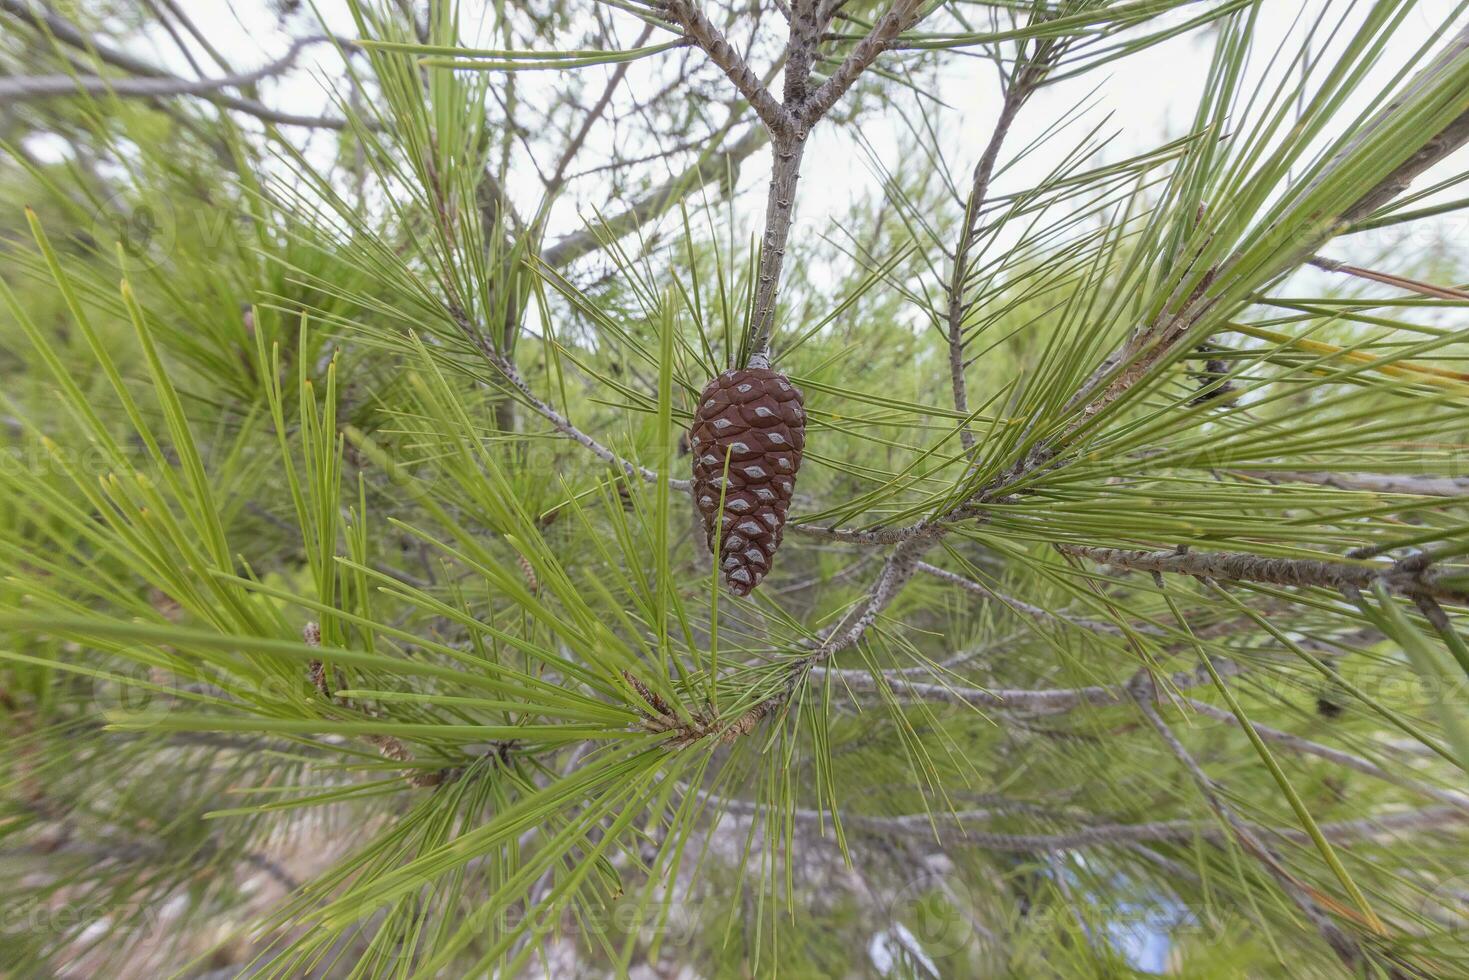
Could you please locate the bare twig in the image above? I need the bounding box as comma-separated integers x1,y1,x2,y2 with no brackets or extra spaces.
545,24,657,191
714,795,1467,850
1307,255,1469,301
0,34,332,101
820,659,1239,713
542,124,768,268
0,0,355,128
155,0,235,73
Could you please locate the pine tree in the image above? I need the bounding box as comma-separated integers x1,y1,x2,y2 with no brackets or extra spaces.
2,1,1469,977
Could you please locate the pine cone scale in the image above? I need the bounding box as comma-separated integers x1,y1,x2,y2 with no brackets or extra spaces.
690,367,805,595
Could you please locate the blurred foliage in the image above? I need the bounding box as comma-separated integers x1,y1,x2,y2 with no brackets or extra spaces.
1,1,1468,978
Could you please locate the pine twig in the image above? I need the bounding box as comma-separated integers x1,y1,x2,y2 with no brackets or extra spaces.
0,0,355,128
1054,544,1469,606
9,835,302,892
715,794,1467,850
1307,255,1469,301
913,561,1134,636
821,659,1241,713
0,34,334,101
798,0,925,126
472,337,693,491
542,123,768,268
304,622,506,788
624,670,767,746
944,36,1061,450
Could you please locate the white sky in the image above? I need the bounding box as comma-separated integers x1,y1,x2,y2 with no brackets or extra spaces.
83,1,1469,285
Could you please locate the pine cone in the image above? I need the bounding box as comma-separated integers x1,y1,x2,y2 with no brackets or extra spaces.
690,367,805,595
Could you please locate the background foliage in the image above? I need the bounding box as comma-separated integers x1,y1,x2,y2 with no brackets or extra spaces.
2,0,1469,976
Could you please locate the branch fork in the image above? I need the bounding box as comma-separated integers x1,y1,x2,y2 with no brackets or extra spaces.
661,0,929,359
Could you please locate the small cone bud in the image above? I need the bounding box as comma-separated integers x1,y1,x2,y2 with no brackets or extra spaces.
689,367,805,595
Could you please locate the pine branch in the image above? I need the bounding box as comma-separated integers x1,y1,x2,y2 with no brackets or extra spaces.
341,40,1469,768
1060,29,1469,436
659,0,931,360
1315,28,1469,231
13,5,1469,970
790,62,1469,545
943,26,1065,450
781,0,823,105
461,337,895,545
1054,544,1469,606
305,622,508,788
5,836,301,892
746,129,806,359
946,92,1024,450
465,327,693,490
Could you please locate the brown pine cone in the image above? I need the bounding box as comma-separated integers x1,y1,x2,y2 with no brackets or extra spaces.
689,366,805,595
